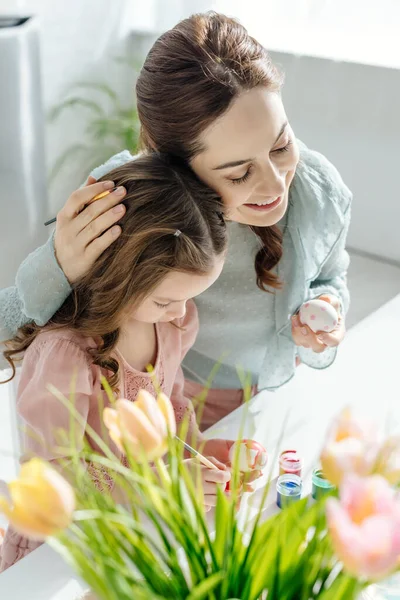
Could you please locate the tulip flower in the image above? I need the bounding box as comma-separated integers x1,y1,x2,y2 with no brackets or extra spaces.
0,459,75,540
104,390,176,461
321,407,378,487
327,474,400,580
374,436,400,486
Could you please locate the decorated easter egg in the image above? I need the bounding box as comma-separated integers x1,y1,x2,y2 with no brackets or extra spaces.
299,299,338,334
228,440,268,473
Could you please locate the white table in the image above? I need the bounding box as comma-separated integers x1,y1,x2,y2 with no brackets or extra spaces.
1,294,399,599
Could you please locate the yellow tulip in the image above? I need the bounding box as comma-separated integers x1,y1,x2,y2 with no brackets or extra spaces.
103,390,176,461
0,459,75,541
321,407,377,487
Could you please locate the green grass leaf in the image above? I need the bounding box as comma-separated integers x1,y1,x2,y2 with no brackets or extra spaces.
186,572,225,600
318,573,363,599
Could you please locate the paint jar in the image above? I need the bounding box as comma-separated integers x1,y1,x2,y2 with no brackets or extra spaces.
276,474,302,509
311,468,335,500
279,449,303,478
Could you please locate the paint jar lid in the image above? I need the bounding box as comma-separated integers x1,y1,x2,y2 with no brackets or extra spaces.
312,468,335,490
279,449,303,470
276,474,302,496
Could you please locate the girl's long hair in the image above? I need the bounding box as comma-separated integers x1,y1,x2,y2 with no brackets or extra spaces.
3,154,227,389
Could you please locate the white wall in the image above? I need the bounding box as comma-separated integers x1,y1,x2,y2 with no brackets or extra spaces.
133,26,400,263
28,0,216,213
216,1,400,262
2,0,142,213
3,0,399,259
217,0,400,69
133,0,400,263
270,51,400,263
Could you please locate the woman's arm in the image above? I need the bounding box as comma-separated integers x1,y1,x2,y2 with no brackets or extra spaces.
290,143,352,363
4,235,71,333
0,181,126,345
0,236,72,370
0,151,135,352
296,202,351,368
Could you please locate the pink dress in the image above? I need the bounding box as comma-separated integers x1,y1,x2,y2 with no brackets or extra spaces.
0,301,198,572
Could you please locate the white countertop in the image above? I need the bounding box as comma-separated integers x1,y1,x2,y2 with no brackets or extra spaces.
1,294,399,599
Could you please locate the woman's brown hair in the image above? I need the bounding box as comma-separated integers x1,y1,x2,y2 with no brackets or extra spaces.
136,11,284,291
3,153,226,388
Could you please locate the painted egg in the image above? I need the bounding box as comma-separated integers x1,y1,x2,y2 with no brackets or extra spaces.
299,299,338,334
228,440,268,473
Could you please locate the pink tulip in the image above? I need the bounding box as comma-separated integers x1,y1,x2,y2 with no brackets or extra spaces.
327,474,400,580
321,407,378,487
104,390,176,461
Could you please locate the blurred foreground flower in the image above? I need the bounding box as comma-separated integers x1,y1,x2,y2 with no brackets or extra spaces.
104,390,176,461
327,474,400,580
321,407,377,487
0,459,75,540
374,436,400,486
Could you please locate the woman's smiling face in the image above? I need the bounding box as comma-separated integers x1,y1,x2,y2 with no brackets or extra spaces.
191,87,300,227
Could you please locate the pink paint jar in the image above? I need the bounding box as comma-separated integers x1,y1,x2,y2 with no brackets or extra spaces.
279,450,303,478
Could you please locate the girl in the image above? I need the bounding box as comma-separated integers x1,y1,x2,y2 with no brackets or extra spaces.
0,154,231,571
0,12,351,460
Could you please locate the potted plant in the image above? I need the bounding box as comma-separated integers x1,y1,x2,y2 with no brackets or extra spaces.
48,59,141,188
1,384,400,600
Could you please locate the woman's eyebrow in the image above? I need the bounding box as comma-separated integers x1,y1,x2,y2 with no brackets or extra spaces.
212,121,288,171
213,157,254,170
154,297,179,303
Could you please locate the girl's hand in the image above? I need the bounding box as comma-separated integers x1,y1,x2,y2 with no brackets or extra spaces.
200,438,235,466
225,469,264,496
200,439,263,493
291,294,346,353
183,457,231,508
54,177,127,284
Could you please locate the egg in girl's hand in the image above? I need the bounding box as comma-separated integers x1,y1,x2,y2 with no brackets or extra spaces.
299,299,339,334
228,440,268,473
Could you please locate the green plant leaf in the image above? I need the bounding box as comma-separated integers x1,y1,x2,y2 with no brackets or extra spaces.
44,381,374,600
186,572,224,600
73,81,120,105
318,573,363,599
113,55,142,72
213,487,230,565
48,97,105,122
48,65,141,186
48,143,90,183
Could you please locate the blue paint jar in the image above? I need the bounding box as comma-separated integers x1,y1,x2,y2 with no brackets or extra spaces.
276,474,302,508
311,468,335,500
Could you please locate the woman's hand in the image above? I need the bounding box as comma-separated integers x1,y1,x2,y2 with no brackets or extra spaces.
54,177,127,284
291,294,346,353
183,457,231,509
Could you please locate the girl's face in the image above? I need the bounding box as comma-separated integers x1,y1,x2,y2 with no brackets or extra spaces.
191,87,300,227
131,254,225,323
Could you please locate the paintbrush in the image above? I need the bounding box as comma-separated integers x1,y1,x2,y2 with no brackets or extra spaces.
175,436,219,471
44,187,117,226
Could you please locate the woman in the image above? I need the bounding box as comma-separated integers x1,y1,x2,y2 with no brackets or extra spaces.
0,12,351,454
